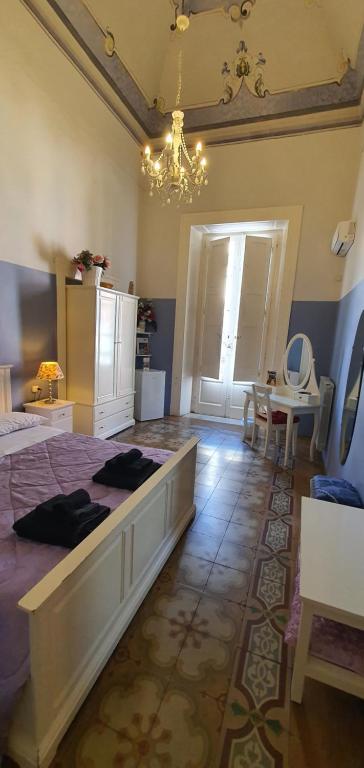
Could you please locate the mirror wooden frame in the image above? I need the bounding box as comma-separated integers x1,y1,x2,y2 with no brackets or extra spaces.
340,310,364,465
283,333,314,391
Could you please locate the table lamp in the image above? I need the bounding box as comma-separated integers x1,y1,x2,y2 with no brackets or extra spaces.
36,361,64,403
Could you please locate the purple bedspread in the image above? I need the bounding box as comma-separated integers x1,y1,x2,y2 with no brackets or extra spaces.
0,432,172,746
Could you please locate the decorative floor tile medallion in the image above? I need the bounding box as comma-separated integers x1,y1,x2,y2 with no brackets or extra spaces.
48,418,313,768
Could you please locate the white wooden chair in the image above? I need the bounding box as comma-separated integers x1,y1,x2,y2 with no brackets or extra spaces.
251,384,299,458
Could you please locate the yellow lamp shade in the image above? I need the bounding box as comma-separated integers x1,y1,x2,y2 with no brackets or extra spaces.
36,361,64,381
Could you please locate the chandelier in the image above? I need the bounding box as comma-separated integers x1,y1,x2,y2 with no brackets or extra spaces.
141,14,208,205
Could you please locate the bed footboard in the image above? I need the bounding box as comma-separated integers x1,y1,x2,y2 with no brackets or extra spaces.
7,438,198,768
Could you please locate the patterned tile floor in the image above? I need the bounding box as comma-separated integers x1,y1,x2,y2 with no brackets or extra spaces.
5,418,364,768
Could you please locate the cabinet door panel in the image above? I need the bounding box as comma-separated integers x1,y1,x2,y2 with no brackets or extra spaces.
116,296,137,398
96,291,117,403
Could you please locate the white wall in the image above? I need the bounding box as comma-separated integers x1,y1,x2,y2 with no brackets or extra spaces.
0,0,140,290
138,127,362,300
341,123,364,297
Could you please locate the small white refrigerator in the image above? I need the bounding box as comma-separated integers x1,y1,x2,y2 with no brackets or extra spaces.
135,369,166,421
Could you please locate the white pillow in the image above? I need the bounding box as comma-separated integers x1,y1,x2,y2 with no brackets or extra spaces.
0,412,48,435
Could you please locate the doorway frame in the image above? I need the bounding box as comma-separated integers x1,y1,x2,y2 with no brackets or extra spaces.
170,205,303,416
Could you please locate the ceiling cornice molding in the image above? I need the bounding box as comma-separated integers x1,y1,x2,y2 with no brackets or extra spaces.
46,0,166,136
36,0,364,145
183,1,247,14
184,103,364,149
187,1,227,12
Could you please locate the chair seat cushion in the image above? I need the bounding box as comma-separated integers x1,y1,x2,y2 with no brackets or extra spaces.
260,410,300,425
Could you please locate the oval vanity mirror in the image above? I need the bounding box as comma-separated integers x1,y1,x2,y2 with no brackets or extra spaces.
284,333,313,391
340,310,364,465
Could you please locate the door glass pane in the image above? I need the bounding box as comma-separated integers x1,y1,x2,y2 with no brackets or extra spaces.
233,236,272,382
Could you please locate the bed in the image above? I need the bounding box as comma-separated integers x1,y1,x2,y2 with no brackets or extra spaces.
0,366,197,768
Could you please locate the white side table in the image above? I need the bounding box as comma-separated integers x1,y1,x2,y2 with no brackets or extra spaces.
23,399,75,432
291,497,364,703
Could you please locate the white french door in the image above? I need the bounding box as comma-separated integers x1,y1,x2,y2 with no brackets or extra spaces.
191,237,229,417
192,234,273,419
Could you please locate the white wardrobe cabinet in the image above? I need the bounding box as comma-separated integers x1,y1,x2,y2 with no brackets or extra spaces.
66,287,137,438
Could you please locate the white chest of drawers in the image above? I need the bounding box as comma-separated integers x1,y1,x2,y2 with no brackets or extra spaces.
73,394,135,438
23,399,74,432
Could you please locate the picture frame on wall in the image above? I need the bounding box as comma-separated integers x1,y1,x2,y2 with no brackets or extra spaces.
137,337,150,356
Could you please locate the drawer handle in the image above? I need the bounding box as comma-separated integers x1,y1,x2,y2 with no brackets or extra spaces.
99,410,105,415
60,412,66,417
99,426,104,430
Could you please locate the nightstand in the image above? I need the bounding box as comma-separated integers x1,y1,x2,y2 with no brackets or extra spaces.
23,399,75,432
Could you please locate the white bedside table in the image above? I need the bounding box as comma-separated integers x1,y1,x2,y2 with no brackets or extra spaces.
23,399,75,432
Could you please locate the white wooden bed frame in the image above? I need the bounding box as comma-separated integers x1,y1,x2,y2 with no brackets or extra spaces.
1,366,197,768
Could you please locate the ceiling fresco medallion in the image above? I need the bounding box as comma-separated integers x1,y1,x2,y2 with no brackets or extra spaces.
228,1,256,22
222,40,268,102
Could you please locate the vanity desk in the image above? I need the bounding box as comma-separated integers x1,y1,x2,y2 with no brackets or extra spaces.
243,333,321,467
243,387,320,467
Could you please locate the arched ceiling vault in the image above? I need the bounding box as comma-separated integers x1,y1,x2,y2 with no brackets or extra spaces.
28,0,364,143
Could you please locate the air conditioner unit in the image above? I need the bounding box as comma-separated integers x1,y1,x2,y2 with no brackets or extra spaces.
331,220,355,256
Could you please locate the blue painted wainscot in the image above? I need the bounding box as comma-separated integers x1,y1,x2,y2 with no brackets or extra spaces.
137,299,176,417
151,299,176,416
325,278,364,501
0,261,57,409
287,300,338,435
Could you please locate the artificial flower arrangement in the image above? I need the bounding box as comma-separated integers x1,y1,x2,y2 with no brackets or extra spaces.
137,299,157,331
72,250,111,272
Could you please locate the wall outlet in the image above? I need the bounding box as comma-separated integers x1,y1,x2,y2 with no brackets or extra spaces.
31,385,41,394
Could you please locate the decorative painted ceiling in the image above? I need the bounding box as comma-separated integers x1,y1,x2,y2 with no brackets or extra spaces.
32,0,364,142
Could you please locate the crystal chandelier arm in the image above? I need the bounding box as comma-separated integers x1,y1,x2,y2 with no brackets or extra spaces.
181,134,193,166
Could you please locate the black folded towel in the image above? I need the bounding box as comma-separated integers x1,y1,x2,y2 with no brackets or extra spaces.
118,457,153,476
58,489,91,511
67,504,110,548
27,489,91,520
13,490,91,541
92,461,161,491
105,448,143,470
13,490,109,548
52,499,106,523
